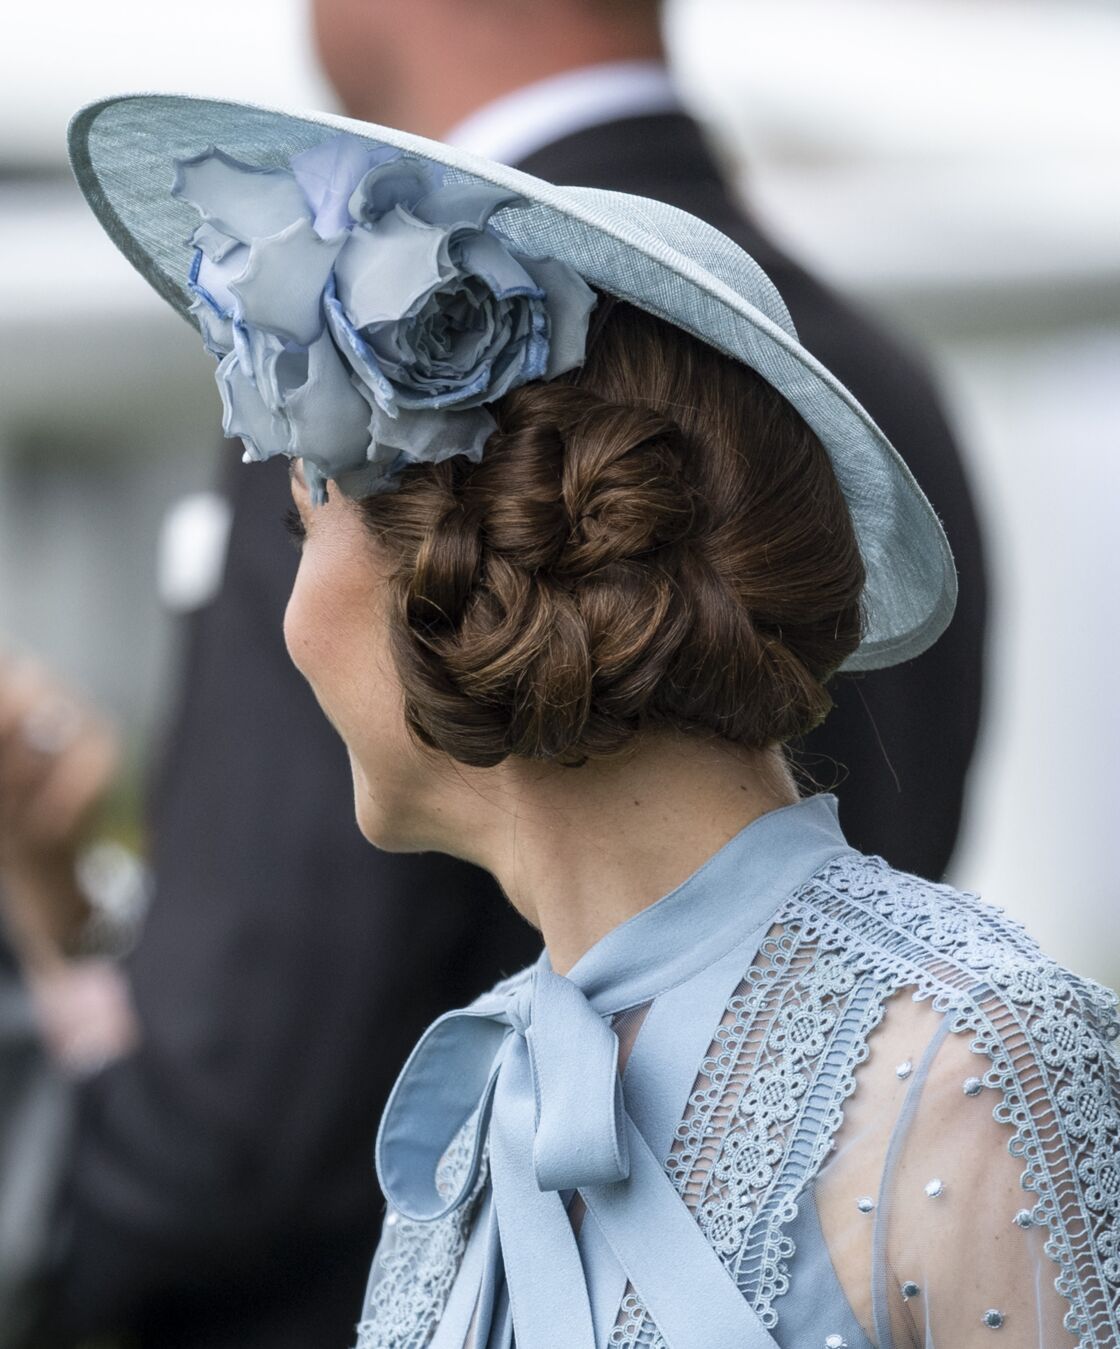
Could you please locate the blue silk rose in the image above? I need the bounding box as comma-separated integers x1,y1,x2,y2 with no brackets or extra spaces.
172,134,597,502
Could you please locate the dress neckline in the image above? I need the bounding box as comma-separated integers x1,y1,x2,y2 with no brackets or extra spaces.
542,792,854,1015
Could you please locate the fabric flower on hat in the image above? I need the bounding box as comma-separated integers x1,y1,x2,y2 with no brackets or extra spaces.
173,134,597,503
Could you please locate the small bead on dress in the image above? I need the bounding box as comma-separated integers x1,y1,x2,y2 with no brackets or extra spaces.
983,1308,1006,1329
824,1335,848,1348
923,1177,945,1198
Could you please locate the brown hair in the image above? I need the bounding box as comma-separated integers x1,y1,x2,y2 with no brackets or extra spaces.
357,295,865,768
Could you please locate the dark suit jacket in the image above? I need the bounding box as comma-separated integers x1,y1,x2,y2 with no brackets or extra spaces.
47,112,985,1349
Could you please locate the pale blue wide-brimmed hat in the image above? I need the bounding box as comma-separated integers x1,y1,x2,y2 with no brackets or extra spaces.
68,92,956,673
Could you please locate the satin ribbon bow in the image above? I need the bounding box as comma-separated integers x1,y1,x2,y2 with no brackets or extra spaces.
376,964,629,1222
374,960,785,1349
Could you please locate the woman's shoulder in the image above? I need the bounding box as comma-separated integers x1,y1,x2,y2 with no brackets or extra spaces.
803,848,1118,1021
814,850,1120,1105
794,852,1120,1345
830,855,1120,1345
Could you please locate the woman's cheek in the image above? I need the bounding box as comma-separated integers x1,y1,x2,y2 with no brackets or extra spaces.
283,581,315,682
283,562,342,704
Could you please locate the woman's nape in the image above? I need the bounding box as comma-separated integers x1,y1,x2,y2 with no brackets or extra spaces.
393,728,798,977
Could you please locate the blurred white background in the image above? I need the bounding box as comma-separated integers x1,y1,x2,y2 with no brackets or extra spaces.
1,0,1117,980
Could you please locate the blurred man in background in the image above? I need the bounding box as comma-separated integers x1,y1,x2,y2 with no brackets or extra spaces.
0,1,986,1345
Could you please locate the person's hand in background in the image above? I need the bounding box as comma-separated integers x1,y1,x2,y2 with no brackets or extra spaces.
0,651,138,1071
0,650,120,964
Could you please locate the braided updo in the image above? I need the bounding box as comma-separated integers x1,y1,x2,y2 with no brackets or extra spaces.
357,295,866,768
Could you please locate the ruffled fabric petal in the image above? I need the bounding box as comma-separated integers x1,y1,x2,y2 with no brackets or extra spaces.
373,280,503,404
453,230,542,299
415,282,501,381
517,255,598,379
333,458,407,500
283,333,373,493
349,156,440,227
229,218,345,345
188,291,235,358
324,278,399,414
243,327,299,410
289,134,396,238
215,350,290,463
334,208,450,327
390,295,535,411
478,299,549,402
189,220,242,264
366,397,495,468
413,182,525,231
193,242,249,315
388,345,496,409
172,147,311,243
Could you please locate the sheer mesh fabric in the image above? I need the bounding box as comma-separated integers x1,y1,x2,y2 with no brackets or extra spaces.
355,854,1120,1349
609,864,1118,1349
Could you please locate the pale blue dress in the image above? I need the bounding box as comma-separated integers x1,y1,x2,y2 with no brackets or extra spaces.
355,795,1120,1348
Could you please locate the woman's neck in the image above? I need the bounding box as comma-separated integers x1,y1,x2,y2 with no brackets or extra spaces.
438,733,799,975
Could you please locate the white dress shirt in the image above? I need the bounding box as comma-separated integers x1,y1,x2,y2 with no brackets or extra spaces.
442,60,683,167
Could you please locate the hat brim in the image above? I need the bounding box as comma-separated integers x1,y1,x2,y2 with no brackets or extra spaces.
68,92,956,673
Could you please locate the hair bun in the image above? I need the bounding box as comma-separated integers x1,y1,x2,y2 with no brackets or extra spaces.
358,297,865,768
557,397,696,578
